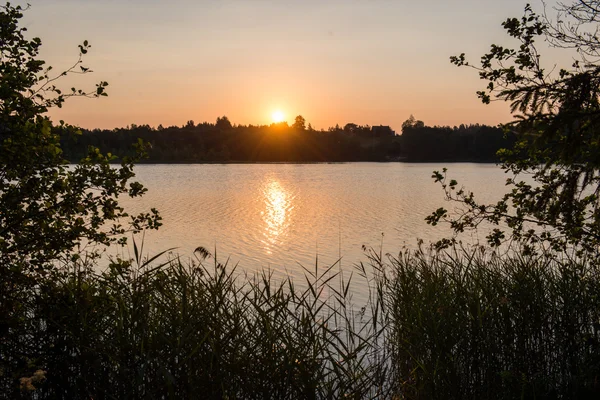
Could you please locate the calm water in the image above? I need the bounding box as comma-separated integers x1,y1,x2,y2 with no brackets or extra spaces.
117,163,509,291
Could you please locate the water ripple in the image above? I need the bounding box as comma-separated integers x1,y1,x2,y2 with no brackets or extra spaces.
119,163,510,302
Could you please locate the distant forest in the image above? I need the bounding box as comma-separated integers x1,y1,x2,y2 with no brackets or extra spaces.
61,115,516,163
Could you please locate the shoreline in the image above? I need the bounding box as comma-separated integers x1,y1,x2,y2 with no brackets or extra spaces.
81,159,502,165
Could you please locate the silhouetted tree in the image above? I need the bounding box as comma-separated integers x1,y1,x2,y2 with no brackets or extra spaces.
292,115,306,130
430,1,600,255
62,119,510,164
344,123,358,133
0,3,160,389
401,115,425,133
215,116,232,130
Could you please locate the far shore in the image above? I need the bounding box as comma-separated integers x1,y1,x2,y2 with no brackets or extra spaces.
89,159,501,165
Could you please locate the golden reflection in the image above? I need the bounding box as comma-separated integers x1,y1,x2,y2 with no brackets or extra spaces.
261,179,293,254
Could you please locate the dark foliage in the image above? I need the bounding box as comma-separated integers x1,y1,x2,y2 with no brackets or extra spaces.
60,119,513,163
429,1,600,256
401,123,516,162
0,3,160,394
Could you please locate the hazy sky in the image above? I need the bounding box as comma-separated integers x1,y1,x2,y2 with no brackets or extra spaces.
21,0,561,131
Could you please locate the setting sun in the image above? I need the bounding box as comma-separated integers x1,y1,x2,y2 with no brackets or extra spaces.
272,110,285,123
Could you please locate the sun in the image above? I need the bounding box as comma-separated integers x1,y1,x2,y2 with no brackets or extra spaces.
272,110,285,123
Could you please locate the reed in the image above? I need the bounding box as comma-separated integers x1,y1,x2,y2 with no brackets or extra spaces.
2,244,600,399
383,246,600,399
1,246,388,399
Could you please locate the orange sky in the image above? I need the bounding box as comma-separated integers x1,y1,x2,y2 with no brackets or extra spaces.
21,0,564,132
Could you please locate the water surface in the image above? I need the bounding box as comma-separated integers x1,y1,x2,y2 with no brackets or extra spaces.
118,163,508,289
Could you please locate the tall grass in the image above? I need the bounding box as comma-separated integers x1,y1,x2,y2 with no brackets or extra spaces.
382,247,600,399
2,245,600,399
1,247,389,399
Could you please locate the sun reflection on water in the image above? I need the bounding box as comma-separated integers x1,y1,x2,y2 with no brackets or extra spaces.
261,179,293,254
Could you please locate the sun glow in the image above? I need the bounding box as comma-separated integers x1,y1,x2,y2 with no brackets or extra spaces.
271,110,285,123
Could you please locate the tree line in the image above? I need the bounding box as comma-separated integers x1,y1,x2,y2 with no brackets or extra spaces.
61,115,516,163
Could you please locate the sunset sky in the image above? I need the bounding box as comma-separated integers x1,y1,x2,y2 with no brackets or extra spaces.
22,0,564,131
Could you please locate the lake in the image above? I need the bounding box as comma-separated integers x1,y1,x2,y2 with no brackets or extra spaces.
116,163,509,289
